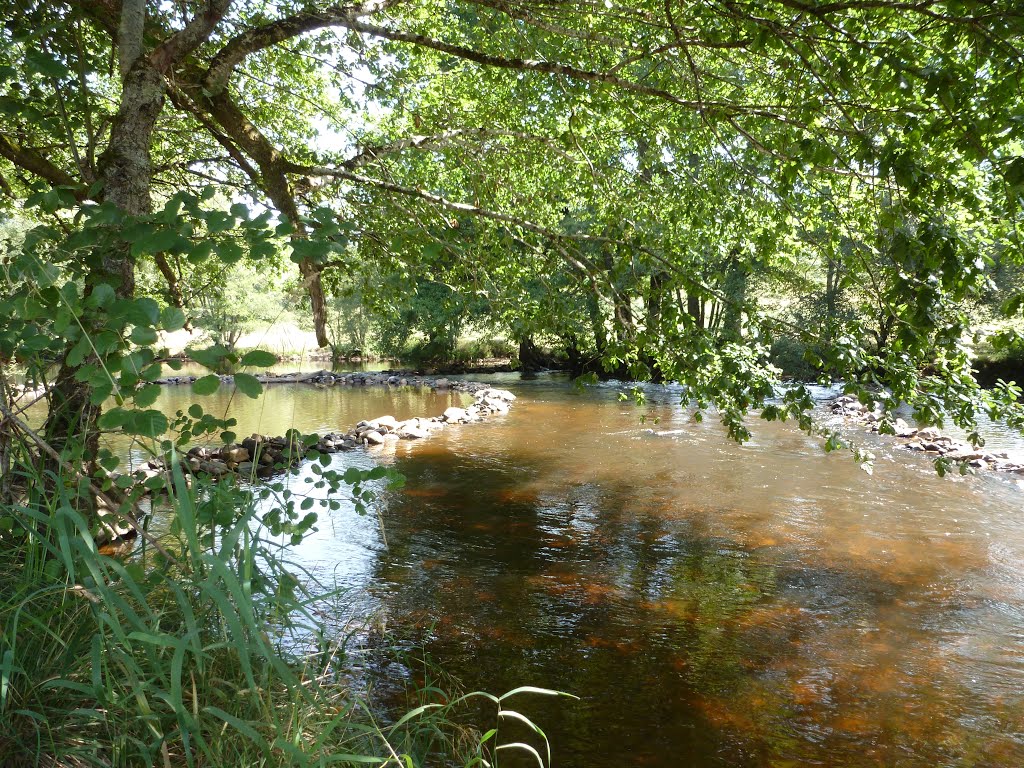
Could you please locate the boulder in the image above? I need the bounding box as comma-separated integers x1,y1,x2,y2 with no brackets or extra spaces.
398,425,430,439
917,427,942,441
893,418,917,438
434,378,451,389
373,415,400,432
443,407,469,422
199,459,230,476
362,430,386,445
479,388,516,403
221,446,250,463
482,398,510,414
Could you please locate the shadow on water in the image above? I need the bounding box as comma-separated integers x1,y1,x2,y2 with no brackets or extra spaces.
367,448,1024,768
122,372,1024,766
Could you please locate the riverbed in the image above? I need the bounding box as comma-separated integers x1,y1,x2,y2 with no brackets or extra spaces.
141,371,1024,766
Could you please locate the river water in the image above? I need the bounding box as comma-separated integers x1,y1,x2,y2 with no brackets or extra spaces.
141,371,1024,766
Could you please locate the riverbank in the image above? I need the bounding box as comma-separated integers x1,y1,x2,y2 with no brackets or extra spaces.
828,394,1024,475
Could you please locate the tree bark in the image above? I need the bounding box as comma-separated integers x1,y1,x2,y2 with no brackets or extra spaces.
43,57,166,470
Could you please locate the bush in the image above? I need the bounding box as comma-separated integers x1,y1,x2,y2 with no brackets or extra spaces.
769,336,824,382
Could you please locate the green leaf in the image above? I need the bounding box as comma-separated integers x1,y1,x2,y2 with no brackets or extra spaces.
188,404,203,419
232,372,262,398
86,283,115,309
97,408,131,430
131,229,188,257
1006,157,1024,189
132,384,161,408
130,326,158,345
240,349,277,367
161,306,186,332
26,50,69,78
192,375,221,395
127,410,169,438
190,345,230,370
218,240,244,264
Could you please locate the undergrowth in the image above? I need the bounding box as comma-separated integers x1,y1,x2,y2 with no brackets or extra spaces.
0,440,566,767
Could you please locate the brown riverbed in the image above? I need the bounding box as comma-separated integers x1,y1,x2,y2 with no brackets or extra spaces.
140,371,1024,766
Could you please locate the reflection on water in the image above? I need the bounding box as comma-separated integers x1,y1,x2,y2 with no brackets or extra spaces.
144,374,1024,765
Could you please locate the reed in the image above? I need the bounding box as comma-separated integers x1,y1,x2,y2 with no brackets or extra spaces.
0,449,564,767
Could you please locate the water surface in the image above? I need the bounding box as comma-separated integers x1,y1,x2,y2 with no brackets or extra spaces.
148,373,1024,766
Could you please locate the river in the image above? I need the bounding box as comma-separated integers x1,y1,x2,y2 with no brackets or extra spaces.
139,371,1024,766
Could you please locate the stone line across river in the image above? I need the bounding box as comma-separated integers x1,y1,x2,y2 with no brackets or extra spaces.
130,375,517,486
829,394,1024,474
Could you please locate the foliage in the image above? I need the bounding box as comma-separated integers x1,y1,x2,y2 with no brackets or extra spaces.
191,262,294,351
1,0,1023,464
0,432,562,766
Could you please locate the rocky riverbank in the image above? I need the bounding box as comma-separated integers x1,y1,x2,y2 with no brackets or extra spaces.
829,395,1024,474
126,385,518,488
152,369,498,393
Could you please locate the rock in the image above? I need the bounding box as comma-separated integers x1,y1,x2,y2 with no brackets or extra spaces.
199,459,230,476
221,446,250,463
893,418,917,438
237,461,255,476
443,407,469,422
482,398,510,414
362,430,386,445
479,388,516,403
904,441,924,451
373,415,400,432
434,378,451,389
917,427,942,441
398,425,429,439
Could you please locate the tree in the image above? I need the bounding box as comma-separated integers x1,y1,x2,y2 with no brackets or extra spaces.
2,0,1024,478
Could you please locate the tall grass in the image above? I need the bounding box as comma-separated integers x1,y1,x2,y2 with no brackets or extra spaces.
0,445,566,767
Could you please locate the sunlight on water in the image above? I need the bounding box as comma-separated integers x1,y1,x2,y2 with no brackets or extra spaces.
135,372,1024,766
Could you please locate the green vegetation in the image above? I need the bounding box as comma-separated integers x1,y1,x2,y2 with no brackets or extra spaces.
2,0,1024,762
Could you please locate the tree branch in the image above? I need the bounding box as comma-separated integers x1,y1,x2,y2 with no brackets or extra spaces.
202,0,402,95
339,127,576,169
336,19,784,119
0,133,84,195
150,0,233,74
117,0,146,76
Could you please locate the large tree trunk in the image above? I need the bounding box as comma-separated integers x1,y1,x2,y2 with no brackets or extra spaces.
687,293,703,329
43,58,165,472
